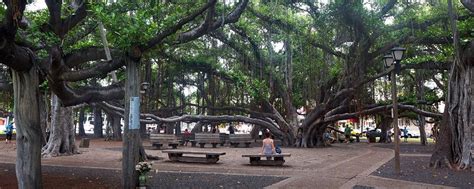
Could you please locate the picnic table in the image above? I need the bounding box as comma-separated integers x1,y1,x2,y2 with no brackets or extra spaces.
242,153,291,166
162,150,226,164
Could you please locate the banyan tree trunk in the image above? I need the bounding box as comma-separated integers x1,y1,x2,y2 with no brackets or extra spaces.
111,114,122,140
191,121,204,133
446,64,472,169
41,95,78,157
378,117,392,143
39,93,48,146
140,123,147,138
430,108,453,169
165,123,174,134
418,115,428,146
431,43,474,169
306,123,326,148
12,69,42,188
78,108,86,137
93,106,104,138
250,125,260,139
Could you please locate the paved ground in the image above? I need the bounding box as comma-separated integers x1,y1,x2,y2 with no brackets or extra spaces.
0,139,459,188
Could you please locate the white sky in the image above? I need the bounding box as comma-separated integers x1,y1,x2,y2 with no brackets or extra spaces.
26,0,47,12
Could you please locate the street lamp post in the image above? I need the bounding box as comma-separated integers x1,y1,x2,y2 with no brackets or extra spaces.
383,47,405,175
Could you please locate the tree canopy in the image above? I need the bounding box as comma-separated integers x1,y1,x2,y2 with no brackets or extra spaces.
1,0,474,188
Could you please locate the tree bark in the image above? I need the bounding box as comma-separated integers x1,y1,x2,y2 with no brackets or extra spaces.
378,116,392,143
430,108,453,169
42,95,78,157
39,92,49,146
431,0,473,169
191,121,204,133
93,105,104,138
140,122,147,138
12,68,42,189
416,70,428,145
111,114,122,140
78,107,86,137
123,57,141,188
418,115,428,146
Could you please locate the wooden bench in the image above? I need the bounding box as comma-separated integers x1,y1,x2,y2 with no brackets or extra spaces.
229,134,253,148
150,134,179,149
219,133,229,146
242,153,291,166
178,133,197,147
162,150,226,164
195,133,220,148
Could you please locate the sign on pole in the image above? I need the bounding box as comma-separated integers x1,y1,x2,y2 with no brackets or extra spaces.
129,97,140,130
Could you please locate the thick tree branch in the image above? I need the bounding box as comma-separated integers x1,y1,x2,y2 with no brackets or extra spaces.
100,102,286,138
176,0,249,44
63,23,98,47
60,57,125,82
462,0,474,12
431,75,445,90
140,0,217,51
47,47,124,106
378,0,396,18
249,7,346,58
64,47,120,67
323,104,442,123
355,61,450,89
0,0,32,71
230,25,263,68
176,0,217,43
45,0,88,38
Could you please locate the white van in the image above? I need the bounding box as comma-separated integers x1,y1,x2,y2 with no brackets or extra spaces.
0,117,14,134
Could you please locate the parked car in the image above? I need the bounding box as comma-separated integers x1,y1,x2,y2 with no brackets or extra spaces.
390,128,420,138
366,129,383,138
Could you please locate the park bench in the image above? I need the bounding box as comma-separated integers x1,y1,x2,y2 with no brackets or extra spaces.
178,133,197,147
242,153,291,166
229,134,253,147
150,134,179,149
273,139,283,146
219,133,229,146
195,133,221,148
162,150,226,164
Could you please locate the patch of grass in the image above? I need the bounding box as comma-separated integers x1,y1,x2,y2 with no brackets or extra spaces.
400,137,435,144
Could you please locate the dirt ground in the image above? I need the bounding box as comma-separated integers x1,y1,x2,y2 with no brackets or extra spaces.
372,143,474,188
1,137,472,188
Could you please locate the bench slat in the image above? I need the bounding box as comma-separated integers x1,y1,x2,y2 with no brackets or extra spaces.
163,150,225,164
162,150,226,156
195,133,221,143
242,153,291,157
168,156,220,164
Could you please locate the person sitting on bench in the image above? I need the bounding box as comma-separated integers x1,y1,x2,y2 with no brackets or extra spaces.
261,132,275,160
323,128,335,144
183,129,191,146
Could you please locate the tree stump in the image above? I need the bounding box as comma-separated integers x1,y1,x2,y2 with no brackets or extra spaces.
79,138,90,148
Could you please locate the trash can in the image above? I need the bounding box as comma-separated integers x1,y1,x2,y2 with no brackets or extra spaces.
79,138,90,148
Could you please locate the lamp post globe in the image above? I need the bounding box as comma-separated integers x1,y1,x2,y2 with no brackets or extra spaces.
383,54,394,68
391,47,406,61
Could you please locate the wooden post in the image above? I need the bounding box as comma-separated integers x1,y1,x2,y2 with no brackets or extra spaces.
391,68,401,174
123,58,141,188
